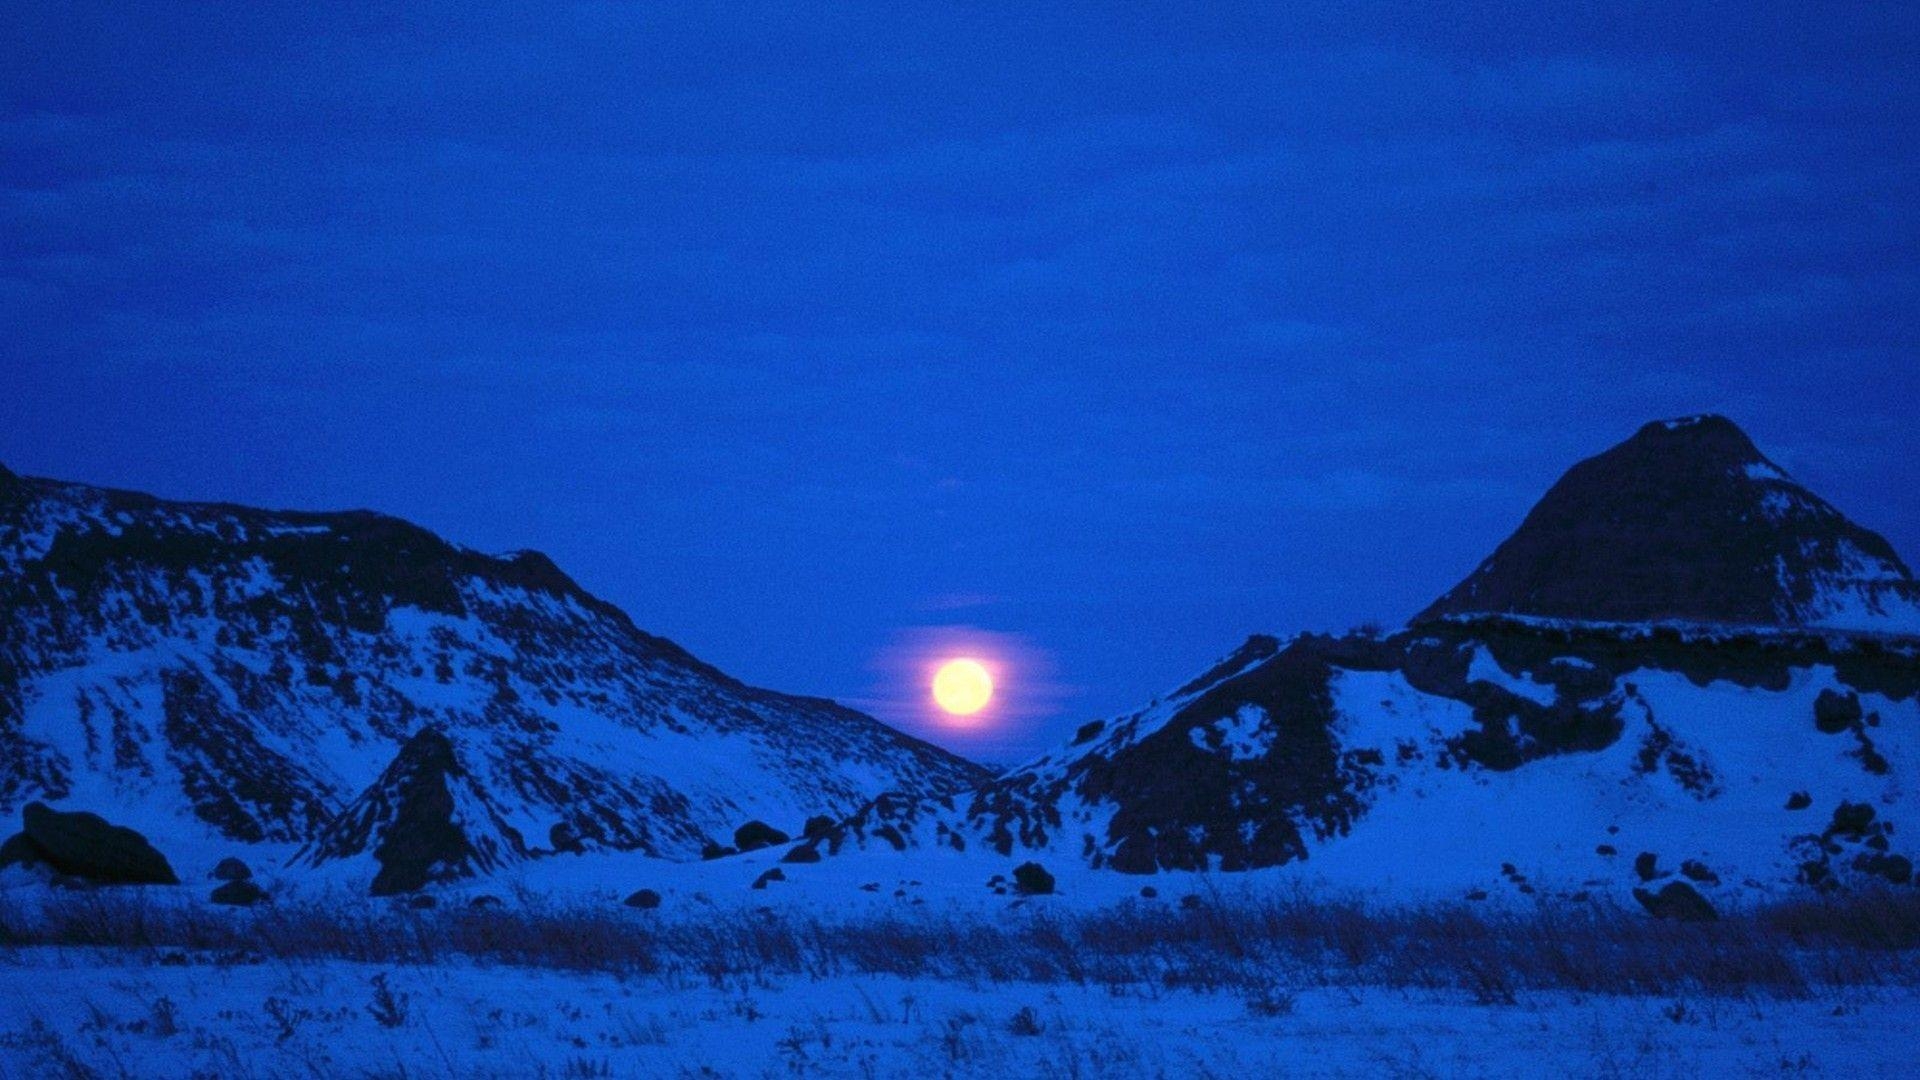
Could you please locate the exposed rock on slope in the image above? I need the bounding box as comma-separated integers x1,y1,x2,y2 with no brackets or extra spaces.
1418,415,1920,632
0,801,179,885
297,728,525,895
0,466,989,882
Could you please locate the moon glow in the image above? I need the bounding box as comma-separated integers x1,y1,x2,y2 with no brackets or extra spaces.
931,658,994,716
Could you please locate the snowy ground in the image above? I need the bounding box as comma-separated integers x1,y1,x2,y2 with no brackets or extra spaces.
3,948,1915,1079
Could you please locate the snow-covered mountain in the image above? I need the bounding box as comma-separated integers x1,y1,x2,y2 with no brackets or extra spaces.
800,418,1920,904
0,463,987,886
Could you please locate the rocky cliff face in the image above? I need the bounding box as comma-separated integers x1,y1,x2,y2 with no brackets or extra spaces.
0,467,988,882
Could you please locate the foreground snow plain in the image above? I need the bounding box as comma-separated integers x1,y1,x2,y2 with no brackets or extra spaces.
4,948,1915,1079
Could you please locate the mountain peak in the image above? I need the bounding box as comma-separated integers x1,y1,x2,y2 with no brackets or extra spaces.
1417,417,1920,633
1623,414,1766,462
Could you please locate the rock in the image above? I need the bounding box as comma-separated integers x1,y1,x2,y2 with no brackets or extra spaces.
780,843,822,864
1633,852,1661,882
407,894,437,909
1139,885,1158,899
733,821,791,852
701,843,738,861
1785,791,1812,811
300,729,511,896
211,879,269,907
469,894,504,909
1595,844,1616,856
1179,894,1203,910
0,833,45,872
1012,861,1055,896
1679,859,1720,886
20,803,179,885
1829,801,1876,838
211,857,252,881
624,889,662,910
549,823,585,855
1633,881,1717,922
752,868,786,890
801,815,836,841
1814,689,1863,735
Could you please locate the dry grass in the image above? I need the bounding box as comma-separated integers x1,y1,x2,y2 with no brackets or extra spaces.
2,883,1917,1000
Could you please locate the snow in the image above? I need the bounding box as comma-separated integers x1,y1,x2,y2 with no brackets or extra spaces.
2,949,1913,1078
1192,705,1272,761
1465,645,1559,705
1743,460,1790,483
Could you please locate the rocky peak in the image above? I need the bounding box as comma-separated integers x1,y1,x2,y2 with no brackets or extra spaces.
299,727,526,895
1417,416,1920,633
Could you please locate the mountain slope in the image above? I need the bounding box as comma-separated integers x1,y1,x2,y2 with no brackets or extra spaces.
0,465,988,881
1418,415,1920,632
795,418,1920,903
804,622,1919,900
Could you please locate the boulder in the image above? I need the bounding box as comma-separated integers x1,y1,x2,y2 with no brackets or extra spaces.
211,857,252,881
801,815,836,841
1012,861,1055,896
549,823,585,855
780,843,822,864
751,868,786,890
211,879,269,907
0,833,45,872
1633,852,1661,882
1633,881,1717,922
1814,689,1863,735
624,888,662,910
1785,791,1812,811
20,803,179,885
469,894,504,909
1679,859,1720,886
734,821,791,852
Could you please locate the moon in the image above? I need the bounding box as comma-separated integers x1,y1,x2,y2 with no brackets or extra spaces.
931,658,994,716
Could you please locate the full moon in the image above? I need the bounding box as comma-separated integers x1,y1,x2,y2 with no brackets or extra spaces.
931,658,994,716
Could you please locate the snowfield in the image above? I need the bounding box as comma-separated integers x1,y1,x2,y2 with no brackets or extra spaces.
3,882,1918,1078
4,942,1916,1078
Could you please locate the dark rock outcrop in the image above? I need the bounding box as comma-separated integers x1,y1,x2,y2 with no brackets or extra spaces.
298,729,522,895
733,821,791,852
1012,861,1055,896
211,857,252,881
8,803,179,885
623,888,662,909
1633,881,1717,922
211,879,269,906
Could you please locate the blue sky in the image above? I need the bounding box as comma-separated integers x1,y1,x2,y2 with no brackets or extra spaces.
4,3,1917,761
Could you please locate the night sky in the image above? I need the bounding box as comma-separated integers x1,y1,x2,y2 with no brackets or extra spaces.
4,4,1916,763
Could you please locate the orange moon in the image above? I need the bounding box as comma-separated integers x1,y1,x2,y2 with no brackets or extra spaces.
931,658,994,716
